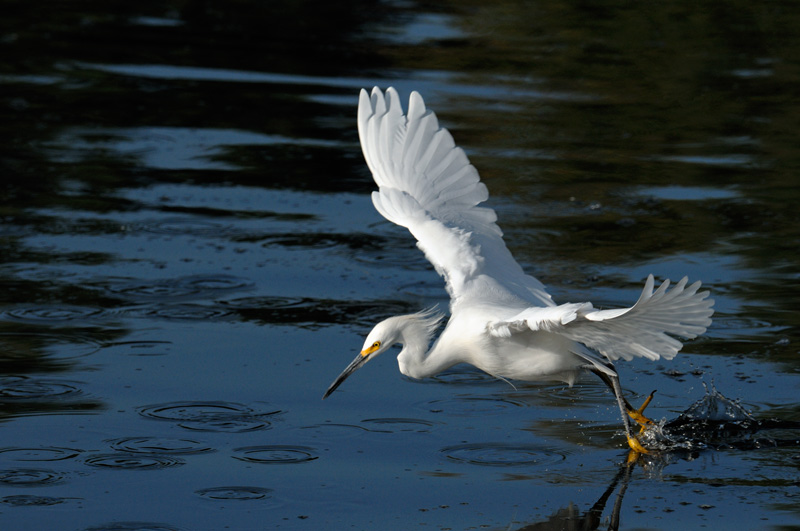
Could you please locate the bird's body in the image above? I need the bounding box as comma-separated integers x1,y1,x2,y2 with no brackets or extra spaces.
324,87,714,453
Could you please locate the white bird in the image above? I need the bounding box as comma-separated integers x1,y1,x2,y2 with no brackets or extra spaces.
323,87,714,454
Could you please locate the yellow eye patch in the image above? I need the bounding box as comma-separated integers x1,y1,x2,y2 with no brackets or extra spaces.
361,341,381,357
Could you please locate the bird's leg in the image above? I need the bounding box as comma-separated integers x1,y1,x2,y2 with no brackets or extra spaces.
591,369,651,454
591,369,655,428
610,373,650,454
627,390,656,431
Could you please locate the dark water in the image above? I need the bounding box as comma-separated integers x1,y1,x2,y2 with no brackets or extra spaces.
2,1,800,529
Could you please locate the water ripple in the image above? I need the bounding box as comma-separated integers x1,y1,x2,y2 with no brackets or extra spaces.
441,443,567,468
195,486,273,501
0,468,65,486
137,401,280,433
1,305,105,323
83,453,185,470
0,332,102,361
101,275,252,302
221,296,410,328
361,417,439,433
84,522,182,531
126,304,233,322
1,494,68,506
0,447,82,462
108,437,214,455
104,340,173,357
0,376,83,401
232,445,317,465
129,218,234,237
423,395,527,417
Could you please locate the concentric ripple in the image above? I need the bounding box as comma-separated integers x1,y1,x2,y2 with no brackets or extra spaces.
1,494,67,506
84,522,181,531
0,447,81,462
2,305,104,323
195,486,273,501
83,453,184,470
0,332,102,360
0,468,65,486
108,437,213,455
103,275,252,302
232,445,317,464
414,368,497,386
105,340,173,357
424,395,527,417
130,304,233,321
441,443,567,468
137,401,279,433
0,376,83,401
361,418,438,433
131,217,233,237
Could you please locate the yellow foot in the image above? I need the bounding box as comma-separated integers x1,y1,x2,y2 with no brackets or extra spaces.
627,434,650,455
626,449,641,465
627,390,656,428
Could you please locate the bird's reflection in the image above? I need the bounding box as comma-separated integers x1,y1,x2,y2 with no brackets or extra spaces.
513,461,634,531
509,385,800,530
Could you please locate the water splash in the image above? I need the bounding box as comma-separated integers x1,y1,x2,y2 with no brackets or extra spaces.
638,383,800,453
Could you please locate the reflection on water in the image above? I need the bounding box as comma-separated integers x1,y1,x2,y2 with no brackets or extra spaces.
2,0,800,529
514,464,633,531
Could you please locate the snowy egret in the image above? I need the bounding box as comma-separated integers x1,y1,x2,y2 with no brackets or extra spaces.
323,87,714,453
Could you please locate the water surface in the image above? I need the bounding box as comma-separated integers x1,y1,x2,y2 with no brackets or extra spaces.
1,1,799,529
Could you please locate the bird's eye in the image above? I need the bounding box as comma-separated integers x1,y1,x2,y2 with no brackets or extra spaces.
373,341,381,348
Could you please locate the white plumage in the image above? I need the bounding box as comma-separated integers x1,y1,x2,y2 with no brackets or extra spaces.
325,87,715,453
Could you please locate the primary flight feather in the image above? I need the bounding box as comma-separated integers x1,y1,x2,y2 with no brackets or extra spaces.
325,87,715,453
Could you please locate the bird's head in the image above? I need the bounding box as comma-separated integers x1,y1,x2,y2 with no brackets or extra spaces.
322,310,441,399
322,317,401,399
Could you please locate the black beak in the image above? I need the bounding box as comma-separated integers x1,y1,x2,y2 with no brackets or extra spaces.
322,353,369,399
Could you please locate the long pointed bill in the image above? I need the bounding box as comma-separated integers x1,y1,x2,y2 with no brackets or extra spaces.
322,352,369,399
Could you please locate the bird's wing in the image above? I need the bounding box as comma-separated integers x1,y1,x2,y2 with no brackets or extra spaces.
489,275,714,361
358,86,552,306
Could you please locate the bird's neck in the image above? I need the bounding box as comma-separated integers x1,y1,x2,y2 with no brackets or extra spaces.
395,317,455,379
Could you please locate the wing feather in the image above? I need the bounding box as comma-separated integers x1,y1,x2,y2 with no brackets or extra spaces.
490,275,714,361
358,87,551,306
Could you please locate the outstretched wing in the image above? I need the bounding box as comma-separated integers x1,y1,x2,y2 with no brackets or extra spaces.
490,275,714,361
358,87,552,306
